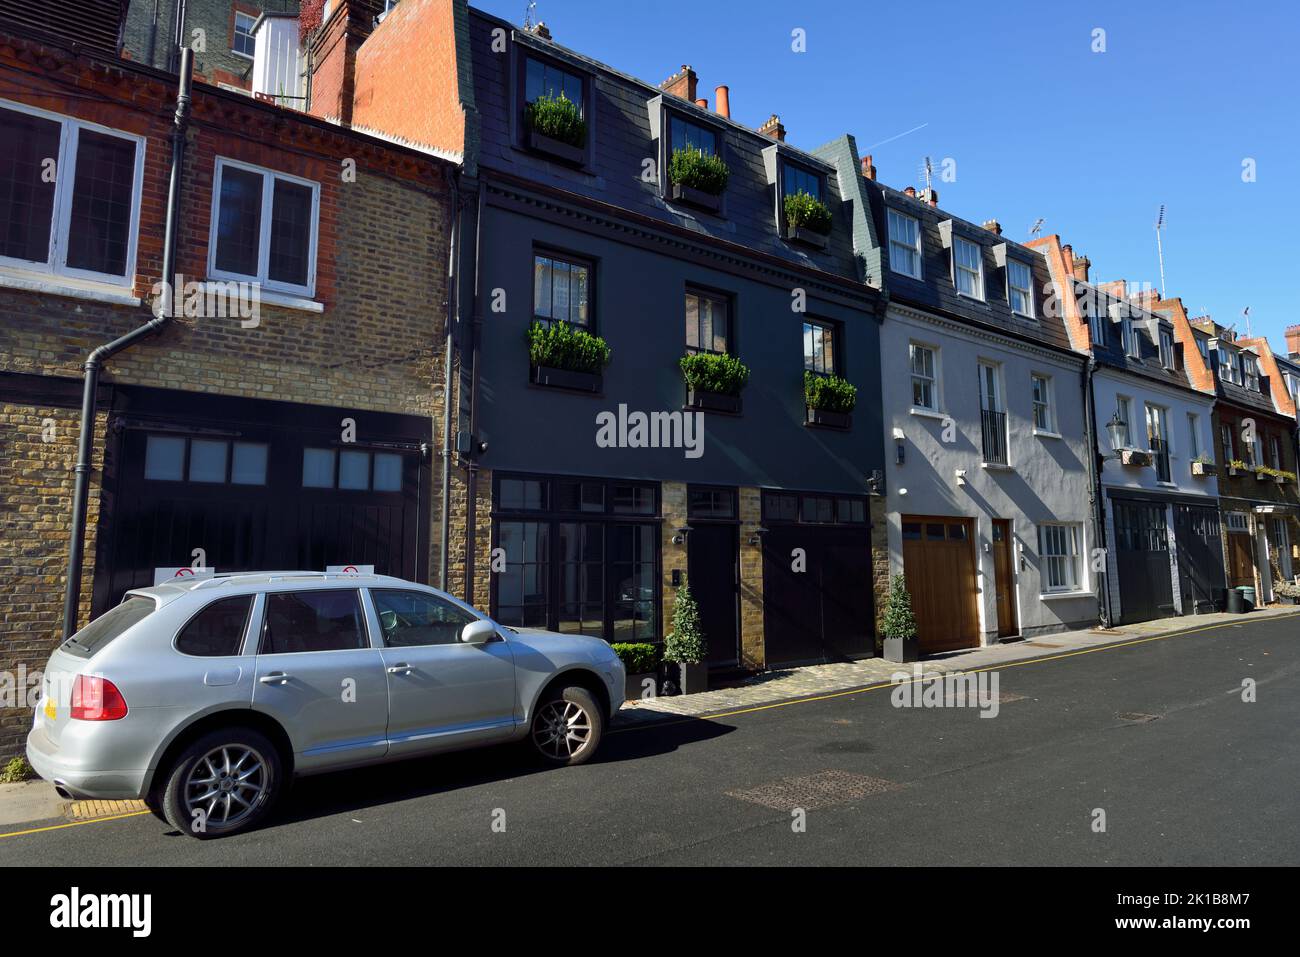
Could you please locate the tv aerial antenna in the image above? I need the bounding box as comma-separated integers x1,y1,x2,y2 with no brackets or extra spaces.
524,1,538,30
1029,218,1045,239
1154,204,1168,297
919,156,934,192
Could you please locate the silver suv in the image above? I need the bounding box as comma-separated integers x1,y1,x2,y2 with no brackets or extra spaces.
27,572,625,839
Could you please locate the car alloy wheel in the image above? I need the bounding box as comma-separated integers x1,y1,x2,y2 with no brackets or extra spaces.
183,744,270,831
532,699,592,760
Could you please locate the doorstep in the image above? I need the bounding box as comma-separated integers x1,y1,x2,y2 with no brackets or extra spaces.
613,606,1300,724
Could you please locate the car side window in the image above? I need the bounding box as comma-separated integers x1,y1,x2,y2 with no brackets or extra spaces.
260,590,368,654
176,595,253,657
371,589,479,648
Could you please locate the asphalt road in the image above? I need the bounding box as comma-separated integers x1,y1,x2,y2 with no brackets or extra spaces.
3,614,1297,866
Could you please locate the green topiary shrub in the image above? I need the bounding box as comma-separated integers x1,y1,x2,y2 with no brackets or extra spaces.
610,642,659,674
525,93,587,148
881,574,918,641
668,146,730,195
527,320,611,374
663,581,706,664
784,190,833,235
679,352,750,396
804,370,857,413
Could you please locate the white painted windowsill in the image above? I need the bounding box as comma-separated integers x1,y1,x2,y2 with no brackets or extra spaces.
199,281,325,314
1039,590,1093,601
0,270,141,307
909,407,947,420
981,462,1014,471
1033,429,1063,439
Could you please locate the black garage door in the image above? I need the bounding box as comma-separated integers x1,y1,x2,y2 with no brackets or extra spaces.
91,387,430,616
1175,503,1226,614
1112,498,1175,624
760,490,874,666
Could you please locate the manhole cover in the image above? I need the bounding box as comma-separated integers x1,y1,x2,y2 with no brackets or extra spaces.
726,770,900,810
1116,712,1161,723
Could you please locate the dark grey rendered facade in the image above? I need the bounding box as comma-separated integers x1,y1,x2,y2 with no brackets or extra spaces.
454,10,886,670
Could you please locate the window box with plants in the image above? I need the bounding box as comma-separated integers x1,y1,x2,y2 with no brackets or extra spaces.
667,146,729,213
680,352,749,414
611,642,660,700
804,370,856,429
1190,454,1216,477
881,574,919,663
524,92,587,165
783,190,832,250
1119,448,1152,468
1226,459,1249,478
662,581,708,695
527,320,611,393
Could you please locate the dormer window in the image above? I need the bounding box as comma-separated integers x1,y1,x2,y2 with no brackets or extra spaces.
783,163,822,203
1159,329,1175,369
1244,355,1259,392
888,209,922,279
954,237,983,300
525,56,584,114
1007,259,1034,317
1121,318,1138,358
669,115,717,156
518,52,590,165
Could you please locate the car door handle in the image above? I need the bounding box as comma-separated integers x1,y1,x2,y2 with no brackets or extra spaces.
259,672,291,685
386,663,412,675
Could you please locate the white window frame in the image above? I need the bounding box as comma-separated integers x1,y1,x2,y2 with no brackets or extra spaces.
1031,373,1054,433
1121,318,1138,358
1187,412,1201,459
1159,329,1175,369
1114,395,1133,449
1038,522,1083,593
207,156,321,298
1008,259,1034,318
0,98,146,289
888,208,922,279
953,236,984,300
909,341,939,412
1089,306,1106,348
1244,355,1260,392
232,11,258,59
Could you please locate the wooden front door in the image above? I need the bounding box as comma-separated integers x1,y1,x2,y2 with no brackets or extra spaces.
901,515,980,653
992,519,1018,638
1227,533,1255,588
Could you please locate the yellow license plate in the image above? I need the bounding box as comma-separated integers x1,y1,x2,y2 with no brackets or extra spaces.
43,697,56,720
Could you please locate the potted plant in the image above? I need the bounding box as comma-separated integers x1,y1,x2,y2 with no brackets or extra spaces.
1190,453,1216,477
524,92,587,164
611,642,660,700
680,352,749,413
663,580,708,694
881,574,919,663
1119,448,1152,467
783,190,832,249
1255,465,1276,483
527,320,611,392
804,370,856,429
1274,580,1300,605
668,146,729,212
1227,458,1248,477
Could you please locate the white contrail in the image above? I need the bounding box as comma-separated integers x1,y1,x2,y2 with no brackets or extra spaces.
865,122,930,151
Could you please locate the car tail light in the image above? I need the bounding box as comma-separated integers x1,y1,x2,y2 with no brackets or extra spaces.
70,675,128,721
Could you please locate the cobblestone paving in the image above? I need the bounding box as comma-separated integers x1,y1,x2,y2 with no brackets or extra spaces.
615,606,1300,725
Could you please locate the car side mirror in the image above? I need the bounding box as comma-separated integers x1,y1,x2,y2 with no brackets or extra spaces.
460,619,497,644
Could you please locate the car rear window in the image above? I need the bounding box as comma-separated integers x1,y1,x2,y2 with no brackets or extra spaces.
176,595,254,657
61,596,157,659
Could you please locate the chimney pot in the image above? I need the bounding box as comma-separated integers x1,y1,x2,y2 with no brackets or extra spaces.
533,22,552,40
903,186,917,198
861,154,876,180
695,98,708,109
921,187,939,207
714,85,730,119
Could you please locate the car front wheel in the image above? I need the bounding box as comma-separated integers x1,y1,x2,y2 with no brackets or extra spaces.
530,686,603,766
161,727,282,839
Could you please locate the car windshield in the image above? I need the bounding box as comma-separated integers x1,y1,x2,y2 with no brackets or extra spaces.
61,596,157,658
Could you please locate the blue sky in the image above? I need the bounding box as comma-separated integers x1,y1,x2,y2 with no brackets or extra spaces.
477,0,1299,349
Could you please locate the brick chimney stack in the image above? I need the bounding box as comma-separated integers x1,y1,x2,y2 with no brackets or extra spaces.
532,22,552,40
308,0,383,124
758,114,785,141
661,65,698,103
903,186,917,198
982,219,1002,235
1287,324,1300,358
861,154,876,180
1072,253,1091,282
921,187,939,207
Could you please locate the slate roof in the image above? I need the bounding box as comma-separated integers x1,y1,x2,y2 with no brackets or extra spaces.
465,7,862,283
861,179,1075,355
1070,281,1198,393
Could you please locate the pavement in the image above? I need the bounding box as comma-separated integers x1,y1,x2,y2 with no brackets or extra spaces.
619,604,1300,721
0,608,1295,865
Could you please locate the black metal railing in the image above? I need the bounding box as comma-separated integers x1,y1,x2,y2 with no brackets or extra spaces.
1150,436,1171,482
981,409,1008,465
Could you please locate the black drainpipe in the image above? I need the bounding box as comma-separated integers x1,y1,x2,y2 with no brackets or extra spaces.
1082,355,1112,628
462,183,485,605
438,173,461,590
61,48,193,639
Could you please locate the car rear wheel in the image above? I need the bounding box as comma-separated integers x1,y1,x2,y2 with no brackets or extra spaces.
161,727,281,839
530,686,603,766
